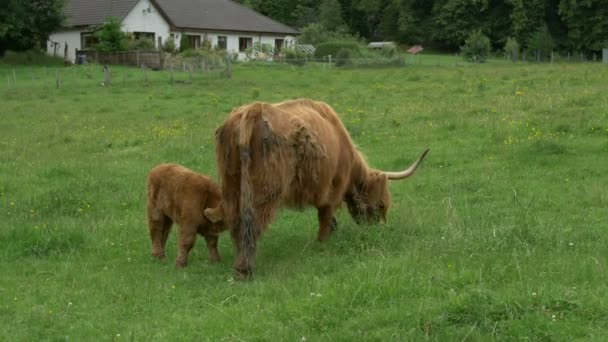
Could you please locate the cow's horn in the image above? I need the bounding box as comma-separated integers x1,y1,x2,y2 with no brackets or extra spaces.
384,149,430,180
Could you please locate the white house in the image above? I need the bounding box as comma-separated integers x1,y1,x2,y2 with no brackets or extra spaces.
47,0,300,63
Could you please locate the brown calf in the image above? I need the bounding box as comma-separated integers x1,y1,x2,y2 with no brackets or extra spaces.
146,163,225,268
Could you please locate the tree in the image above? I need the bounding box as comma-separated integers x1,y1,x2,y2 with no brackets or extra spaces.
0,0,65,55
460,30,491,62
432,0,489,49
508,0,545,46
558,0,608,52
504,36,520,61
179,32,190,52
319,0,345,31
526,23,554,60
93,17,128,52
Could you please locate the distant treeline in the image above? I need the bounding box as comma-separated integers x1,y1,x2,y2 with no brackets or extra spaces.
237,0,608,53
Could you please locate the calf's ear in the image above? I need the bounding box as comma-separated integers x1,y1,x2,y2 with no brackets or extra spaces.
204,206,224,223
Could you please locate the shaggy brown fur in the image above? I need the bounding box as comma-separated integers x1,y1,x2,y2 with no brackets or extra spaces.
204,99,428,279
147,163,226,268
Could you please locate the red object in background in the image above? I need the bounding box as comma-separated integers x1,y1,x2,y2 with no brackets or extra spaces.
407,45,424,54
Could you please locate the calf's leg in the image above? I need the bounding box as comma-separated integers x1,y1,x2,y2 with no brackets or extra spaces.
148,212,172,259
204,234,221,262
175,223,197,268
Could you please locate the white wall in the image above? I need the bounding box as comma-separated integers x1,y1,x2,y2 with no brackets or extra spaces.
122,0,171,48
172,31,287,60
47,30,82,62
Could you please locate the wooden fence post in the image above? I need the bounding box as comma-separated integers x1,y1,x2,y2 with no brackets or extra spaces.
136,50,140,67
103,65,111,86
141,64,148,84
64,42,69,65
225,56,232,79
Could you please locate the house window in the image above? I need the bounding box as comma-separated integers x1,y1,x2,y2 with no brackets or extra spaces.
134,32,155,41
239,37,252,52
217,36,227,50
187,35,201,49
81,32,98,50
274,39,284,53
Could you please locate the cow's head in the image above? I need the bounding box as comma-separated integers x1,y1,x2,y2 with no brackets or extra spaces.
345,149,429,224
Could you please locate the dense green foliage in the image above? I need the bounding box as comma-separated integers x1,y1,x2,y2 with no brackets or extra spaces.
504,37,520,61
236,0,608,53
179,33,191,52
0,49,64,66
335,47,353,66
314,41,360,58
460,30,491,63
93,18,129,52
1,62,607,340
0,0,65,56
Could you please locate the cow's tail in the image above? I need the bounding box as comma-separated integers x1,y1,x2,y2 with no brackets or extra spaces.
236,102,264,275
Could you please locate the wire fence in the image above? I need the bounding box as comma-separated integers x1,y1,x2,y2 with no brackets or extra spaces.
1,51,605,91
0,57,233,91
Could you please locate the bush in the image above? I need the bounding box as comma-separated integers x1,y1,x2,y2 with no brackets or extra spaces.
380,44,399,58
245,42,275,60
460,30,491,63
283,47,307,66
201,39,211,51
1,49,64,66
298,23,357,46
162,38,176,53
315,41,361,58
129,37,156,50
504,37,520,61
335,48,353,66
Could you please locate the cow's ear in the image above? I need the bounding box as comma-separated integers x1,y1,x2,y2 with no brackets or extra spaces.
204,206,224,223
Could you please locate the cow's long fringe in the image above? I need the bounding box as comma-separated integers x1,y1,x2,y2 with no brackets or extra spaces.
237,103,264,275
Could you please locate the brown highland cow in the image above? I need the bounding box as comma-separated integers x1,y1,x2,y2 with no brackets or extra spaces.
204,99,428,279
147,163,226,268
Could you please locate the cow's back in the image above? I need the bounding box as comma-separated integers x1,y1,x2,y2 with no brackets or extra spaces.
215,99,358,214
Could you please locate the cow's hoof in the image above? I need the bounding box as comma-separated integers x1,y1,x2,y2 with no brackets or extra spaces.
233,268,254,281
152,251,166,259
175,260,187,269
330,216,338,233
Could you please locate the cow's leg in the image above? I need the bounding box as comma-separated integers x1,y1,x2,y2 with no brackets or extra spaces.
232,204,275,280
330,216,338,233
175,223,197,268
232,224,260,280
148,213,172,259
204,234,221,263
317,205,336,241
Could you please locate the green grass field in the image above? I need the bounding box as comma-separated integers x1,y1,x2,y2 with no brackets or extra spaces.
1,60,607,341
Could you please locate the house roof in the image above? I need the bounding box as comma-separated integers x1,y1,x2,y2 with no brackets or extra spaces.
62,0,299,35
154,0,299,35
64,0,140,27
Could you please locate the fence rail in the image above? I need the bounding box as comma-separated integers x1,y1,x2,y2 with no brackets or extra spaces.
76,50,164,70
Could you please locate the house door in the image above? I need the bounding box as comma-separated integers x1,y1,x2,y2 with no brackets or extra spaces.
187,35,201,49
274,39,284,53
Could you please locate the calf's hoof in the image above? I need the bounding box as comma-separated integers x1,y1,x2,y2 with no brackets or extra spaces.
175,259,187,269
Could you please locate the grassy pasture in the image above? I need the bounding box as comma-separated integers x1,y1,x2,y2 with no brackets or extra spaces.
1,61,607,341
